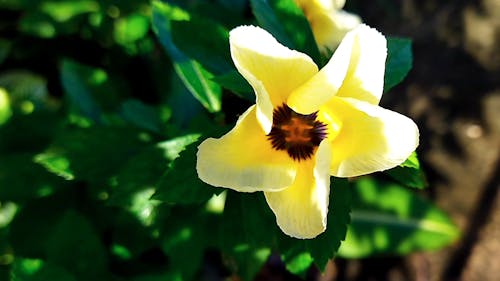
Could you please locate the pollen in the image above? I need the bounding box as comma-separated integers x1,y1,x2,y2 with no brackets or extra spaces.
268,104,328,161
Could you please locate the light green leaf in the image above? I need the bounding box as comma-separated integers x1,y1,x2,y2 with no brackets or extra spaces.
114,14,150,45
0,88,11,125
337,177,460,258
173,60,222,113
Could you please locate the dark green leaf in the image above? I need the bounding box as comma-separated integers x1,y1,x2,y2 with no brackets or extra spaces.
337,177,460,258
11,259,77,281
385,152,427,189
212,71,254,101
153,142,222,204
271,0,321,64
0,153,64,202
305,177,351,270
250,0,294,49
46,210,108,280
9,194,72,257
152,1,222,113
60,60,103,122
171,17,232,74
120,99,163,133
34,126,145,183
250,0,321,64
384,37,413,92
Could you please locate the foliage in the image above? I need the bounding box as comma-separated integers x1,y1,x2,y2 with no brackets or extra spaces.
0,0,458,280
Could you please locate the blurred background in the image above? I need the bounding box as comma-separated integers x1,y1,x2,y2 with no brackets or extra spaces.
0,0,499,280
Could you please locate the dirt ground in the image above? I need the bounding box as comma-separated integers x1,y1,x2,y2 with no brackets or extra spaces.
325,0,500,280
256,0,500,280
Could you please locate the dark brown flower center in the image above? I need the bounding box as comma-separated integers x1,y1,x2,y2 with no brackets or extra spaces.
267,104,328,161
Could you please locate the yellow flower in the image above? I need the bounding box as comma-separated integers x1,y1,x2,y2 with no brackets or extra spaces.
196,24,419,239
295,0,361,52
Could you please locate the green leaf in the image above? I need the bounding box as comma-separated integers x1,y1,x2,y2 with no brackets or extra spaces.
153,142,222,204
337,177,460,258
11,259,77,281
385,152,427,189
0,88,11,125
212,71,254,101
173,60,222,113
40,0,99,22
0,153,63,202
250,0,321,64
8,194,72,257
0,39,11,65
305,177,351,270
384,37,413,92
34,126,145,183
161,207,217,280
120,99,163,133
217,192,276,280
170,17,232,74
46,210,108,280
250,0,294,49
0,70,51,114
271,0,321,64
285,252,313,276
60,60,103,122
152,1,222,113
114,14,150,45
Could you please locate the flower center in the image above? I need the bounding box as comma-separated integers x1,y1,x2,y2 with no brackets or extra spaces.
268,104,328,161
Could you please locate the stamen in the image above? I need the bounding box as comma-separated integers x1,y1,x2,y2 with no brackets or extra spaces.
267,104,327,161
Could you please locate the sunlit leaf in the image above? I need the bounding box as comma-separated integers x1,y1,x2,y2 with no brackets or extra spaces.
152,1,222,113
384,37,413,92
11,259,77,281
173,60,222,113
41,0,99,22
0,88,11,125
114,13,150,45
337,177,460,258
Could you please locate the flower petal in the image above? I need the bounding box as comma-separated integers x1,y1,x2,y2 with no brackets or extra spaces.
287,22,355,114
229,25,318,133
197,105,297,192
264,140,332,239
287,24,384,114
335,24,386,105
321,97,419,177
